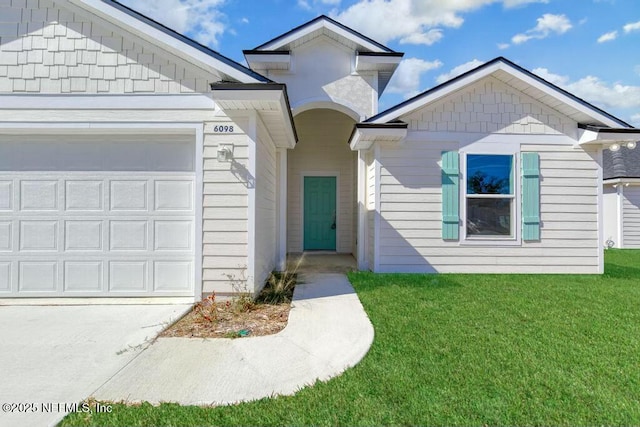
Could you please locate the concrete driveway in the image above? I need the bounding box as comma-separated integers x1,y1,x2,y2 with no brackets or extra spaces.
0,304,189,427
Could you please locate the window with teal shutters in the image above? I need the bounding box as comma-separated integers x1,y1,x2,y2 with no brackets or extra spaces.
521,152,540,241
441,151,460,240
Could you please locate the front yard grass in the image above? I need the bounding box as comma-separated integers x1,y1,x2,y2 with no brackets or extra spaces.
62,250,640,426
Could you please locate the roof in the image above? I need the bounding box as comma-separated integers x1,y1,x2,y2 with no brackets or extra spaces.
246,15,402,96
367,57,633,129
210,82,298,149
252,15,395,53
77,0,270,83
604,146,640,180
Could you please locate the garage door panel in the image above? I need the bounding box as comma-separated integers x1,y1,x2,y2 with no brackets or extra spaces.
19,261,58,292
19,220,59,251
20,180,58,211
154,221,192,251
65,221,103,251
0,262,10,291
155,181,193,211
109,220,148,251
109,261,148,292
0,222,11,251
64,261,103,292
0,136,196,298
154,261,193,291
65,181,104,211
110,181,148,211
0,181,11,210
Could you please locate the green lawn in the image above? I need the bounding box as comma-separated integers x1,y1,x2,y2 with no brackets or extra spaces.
62,250,640,426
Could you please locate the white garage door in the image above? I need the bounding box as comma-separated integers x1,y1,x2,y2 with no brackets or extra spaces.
0,135,196,297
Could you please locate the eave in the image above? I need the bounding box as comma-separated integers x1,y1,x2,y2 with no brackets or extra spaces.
578,124,640,147
348,123,408,151
70,0,269,83
210,83,298,149
355,52,404,94
367,57,631,129
243,50,291,71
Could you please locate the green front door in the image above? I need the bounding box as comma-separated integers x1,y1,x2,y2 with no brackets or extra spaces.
304,176,337,251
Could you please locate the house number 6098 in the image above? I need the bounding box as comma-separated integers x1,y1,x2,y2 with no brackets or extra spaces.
214,125,234,133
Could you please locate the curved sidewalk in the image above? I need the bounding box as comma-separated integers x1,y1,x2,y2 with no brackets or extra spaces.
93,273,374,406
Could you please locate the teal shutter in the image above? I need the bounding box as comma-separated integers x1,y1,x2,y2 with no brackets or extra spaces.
521,152,540,241
441,151,460,240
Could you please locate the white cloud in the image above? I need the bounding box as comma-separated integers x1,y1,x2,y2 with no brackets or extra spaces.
435,59,484,84
387,58,443,98
400,29,443,45
241,17,249,24
533,68,640,110
497,42,510,49
511,13,572,45
597,30,618,43
119,0,226,48
623,20,640,33
503,0,548,7
331,0,547,47
298,0,341,10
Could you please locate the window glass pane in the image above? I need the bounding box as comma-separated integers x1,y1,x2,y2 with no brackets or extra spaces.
467,155,513,194
467,198,512,236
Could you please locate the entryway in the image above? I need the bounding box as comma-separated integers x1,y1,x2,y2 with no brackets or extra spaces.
303,176,337,250
288,253,356,274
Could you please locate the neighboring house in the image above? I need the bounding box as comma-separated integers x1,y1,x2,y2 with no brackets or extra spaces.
603,141,640,248
1,1,639,301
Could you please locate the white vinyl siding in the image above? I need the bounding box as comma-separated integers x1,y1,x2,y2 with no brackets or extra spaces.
366,151,375,271
254,118,278,293
623,187,640,248
602,185,619,248
202,117,250,295
376,141,600,274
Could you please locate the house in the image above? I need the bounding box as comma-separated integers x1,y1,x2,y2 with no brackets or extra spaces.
603,141,640,248
1,0,639,301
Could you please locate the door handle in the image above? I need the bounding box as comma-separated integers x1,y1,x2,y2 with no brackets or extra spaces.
331,210,336,230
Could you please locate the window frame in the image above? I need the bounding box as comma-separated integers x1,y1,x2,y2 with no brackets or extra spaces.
460,150,521,245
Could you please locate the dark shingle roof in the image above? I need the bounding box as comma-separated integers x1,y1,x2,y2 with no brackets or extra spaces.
604,146,640,180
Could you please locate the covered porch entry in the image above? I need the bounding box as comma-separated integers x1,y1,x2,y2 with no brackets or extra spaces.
286,107,358,258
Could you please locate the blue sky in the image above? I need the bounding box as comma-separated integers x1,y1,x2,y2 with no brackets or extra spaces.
120,0,640,126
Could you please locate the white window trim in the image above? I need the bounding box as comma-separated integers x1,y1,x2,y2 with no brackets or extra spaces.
460,149,522,246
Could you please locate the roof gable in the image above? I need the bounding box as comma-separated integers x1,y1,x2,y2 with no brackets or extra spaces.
253,15,394,53
368,57,632,129
0,0,223,94
401,75,577,136
63,0,268,83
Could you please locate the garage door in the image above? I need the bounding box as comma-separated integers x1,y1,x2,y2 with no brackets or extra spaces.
0,134,196,298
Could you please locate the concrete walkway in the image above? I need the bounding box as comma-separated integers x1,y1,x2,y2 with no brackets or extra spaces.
94,273,374,406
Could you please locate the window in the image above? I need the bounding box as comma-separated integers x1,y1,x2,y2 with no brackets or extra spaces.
465,154,515,238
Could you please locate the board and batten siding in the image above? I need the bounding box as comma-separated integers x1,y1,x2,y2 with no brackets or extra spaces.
622,186,640,248
376,141,600,273
253,117,278,293
0,0,210,94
